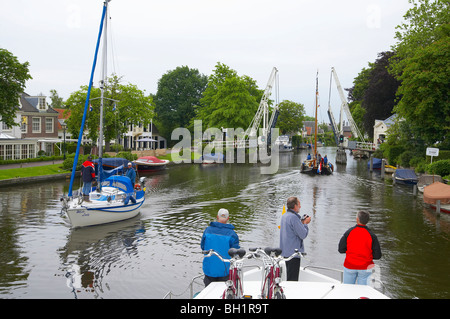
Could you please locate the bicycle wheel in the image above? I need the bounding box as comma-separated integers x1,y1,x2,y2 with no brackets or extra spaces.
273,287,286,299
224,288,235,299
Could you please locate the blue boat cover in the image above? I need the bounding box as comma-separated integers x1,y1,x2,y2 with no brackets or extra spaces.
101,175,134,195
394,169,418,180
93,158,131,168
368,158,382,169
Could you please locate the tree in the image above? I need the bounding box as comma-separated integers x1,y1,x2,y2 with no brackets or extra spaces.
390,0,450,147
154,66,207,143
195,62,263,130
65,75,154,150
394,38,450,147
0,48,32,126
276,100,305,135
361,51,401,138
49,89,64,108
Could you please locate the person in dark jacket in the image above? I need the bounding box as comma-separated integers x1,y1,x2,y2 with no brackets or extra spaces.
200,208,240,287
338,210,382,285
81,155,95,202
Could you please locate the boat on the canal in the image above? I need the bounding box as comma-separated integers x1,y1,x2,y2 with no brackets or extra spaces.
275,135,293,152
393,169,418,185
194,257,388,299
301,72,333,176
134,156,169,172
61,1,146,228
201,152,225,164
423,181,450,214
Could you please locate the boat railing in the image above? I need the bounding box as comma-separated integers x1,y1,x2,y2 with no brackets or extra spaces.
164,265,262,299
303,265,344,282
303,265,388,294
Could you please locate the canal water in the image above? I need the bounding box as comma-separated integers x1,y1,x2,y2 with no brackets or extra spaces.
0,147,449,299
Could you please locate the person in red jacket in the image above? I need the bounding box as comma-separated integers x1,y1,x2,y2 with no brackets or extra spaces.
81,155,95,202
338,210,381,285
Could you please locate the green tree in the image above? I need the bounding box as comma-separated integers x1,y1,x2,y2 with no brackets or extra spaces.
0,48,32,126
154,66,207,144
394,38,450,147
390,0,450,147
49,89,64,108
196,62,263,130
276,100,305,135
65,75,154,150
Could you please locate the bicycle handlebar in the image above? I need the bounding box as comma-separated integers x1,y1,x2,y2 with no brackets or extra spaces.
202,248,252,263
249,247,306,261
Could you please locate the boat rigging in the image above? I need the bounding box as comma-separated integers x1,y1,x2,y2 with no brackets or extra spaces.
61,0,146,228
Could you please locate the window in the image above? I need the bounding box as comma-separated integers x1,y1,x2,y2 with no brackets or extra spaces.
28,144,35,158
39,97,46,110
45,118,54,133
14,144,21,160
0,145,4,160
5,145,12,160
32,118,41,133
21,116,28,133
2,122,11,131
21,144,27,159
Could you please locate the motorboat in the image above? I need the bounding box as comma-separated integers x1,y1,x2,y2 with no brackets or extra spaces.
201,153,225,164
275,135,293,152
423,181,450,213
194,260,389,299
134,156,169,172
393,169,418,185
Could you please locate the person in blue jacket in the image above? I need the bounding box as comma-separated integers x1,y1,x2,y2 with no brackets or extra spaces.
201,208,240,287
126,162,136,183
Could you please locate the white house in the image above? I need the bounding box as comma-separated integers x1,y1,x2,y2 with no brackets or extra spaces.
373,114,398,146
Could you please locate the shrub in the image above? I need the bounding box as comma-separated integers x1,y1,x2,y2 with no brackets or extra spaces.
426,159,450,177
398,150,415,168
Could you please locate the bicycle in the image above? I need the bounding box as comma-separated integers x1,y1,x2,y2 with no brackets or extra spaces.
202,248,253,299
249,247,304,299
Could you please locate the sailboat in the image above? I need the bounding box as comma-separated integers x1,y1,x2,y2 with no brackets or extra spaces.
61,1,146,228
301,72,333,175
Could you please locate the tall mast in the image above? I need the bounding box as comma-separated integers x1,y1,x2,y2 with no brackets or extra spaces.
97,0,109,185
67,1,108,197
314,71,319,168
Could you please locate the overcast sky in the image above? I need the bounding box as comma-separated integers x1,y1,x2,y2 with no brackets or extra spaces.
1,0,411,121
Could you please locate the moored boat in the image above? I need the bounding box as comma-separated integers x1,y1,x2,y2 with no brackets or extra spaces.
393,169,418,185
423,181,450,213
134,156,169,172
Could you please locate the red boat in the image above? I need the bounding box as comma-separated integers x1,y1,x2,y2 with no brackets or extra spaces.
134,156,169,172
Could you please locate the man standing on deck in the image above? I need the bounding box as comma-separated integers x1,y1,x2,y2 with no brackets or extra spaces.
338,210,382,285
81,155,95,202
126,162,136,183
280,196,311,281
201,208,240,287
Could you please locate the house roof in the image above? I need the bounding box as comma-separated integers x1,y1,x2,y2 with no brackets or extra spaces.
20,93,58,114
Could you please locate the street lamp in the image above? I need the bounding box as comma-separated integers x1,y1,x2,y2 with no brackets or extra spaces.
59,119,67,160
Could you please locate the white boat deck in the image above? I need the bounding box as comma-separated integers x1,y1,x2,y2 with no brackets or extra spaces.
195,266,389,299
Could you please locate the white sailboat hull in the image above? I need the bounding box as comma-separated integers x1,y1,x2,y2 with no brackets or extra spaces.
65,187,145,228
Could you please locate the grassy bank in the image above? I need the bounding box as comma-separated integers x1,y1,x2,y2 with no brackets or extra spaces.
0,164,70,180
